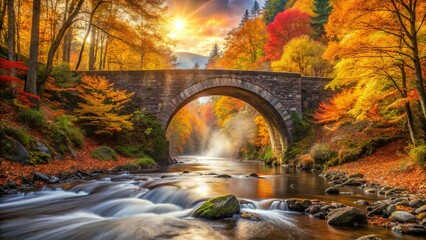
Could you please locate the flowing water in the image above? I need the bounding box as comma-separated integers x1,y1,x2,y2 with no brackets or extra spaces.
0,157,423,240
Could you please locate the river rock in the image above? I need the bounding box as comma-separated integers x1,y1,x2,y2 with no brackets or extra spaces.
193,194,240,219
368,203,388,216
410,200,425,209
356,234,382,240
36,141,50,155
325,187,340,194
216,174,232,178
355,200,369,206
240,211,261,221
395,201,410,207
327,207,367,226
246,172,259,178
286,199,312,212
48,176,60,184
11,139,30,164
349,173,364,179
415,205,426,214
343,179,362,186
391,211,416,223
386,205,397,215
392,224,426,235
182,171,190,174
305,205,321,214
314,212,327,219
364,188,377,194
34,172,49,182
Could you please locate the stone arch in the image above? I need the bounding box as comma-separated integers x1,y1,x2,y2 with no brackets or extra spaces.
160,78,294,159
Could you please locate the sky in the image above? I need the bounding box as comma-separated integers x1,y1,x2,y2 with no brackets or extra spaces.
167,0,266,56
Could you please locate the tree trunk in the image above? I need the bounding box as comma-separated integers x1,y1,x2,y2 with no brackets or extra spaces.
0,0,7,34
75,0,103,70
39,0,84,95
7,0,15,76
400,65,416,146
88,25,96,70
16,0,21,60
25,0,41,95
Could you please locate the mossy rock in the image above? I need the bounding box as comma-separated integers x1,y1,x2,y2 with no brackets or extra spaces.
194,194,240,219
91,146,117,161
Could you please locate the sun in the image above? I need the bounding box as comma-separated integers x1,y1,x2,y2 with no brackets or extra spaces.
174,19,186,31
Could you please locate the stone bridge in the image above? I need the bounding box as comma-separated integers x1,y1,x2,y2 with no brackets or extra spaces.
80,70,330,157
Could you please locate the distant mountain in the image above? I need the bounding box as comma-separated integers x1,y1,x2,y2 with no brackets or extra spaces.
175,52,208,69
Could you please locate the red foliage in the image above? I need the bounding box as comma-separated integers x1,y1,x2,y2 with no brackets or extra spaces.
265,8,311,61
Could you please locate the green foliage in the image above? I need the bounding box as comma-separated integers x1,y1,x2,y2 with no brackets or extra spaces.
136,156,157,167
263,0,288,24
311,0,332,40
291,112,310,141
120,162,140,170
409,145,426,167
51,64,80,88
309,143,334,165
17,108,46,129
91,146,117,161
49,115,84,153
115,145,145,158
0,124,33,147
119,111,168,162
263,145,274,162
28,151,51,165
327,135,400,166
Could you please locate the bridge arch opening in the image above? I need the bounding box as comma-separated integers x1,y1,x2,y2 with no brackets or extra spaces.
163,82,294,162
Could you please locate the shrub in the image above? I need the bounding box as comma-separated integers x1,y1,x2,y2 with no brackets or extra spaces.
136,156,157,167
0,124,33,147
291,112,310,141
91,146,117,160
49,115,84,153
409,145,426,167
115,145,145,158
51,64,80,88
309,143,334,165
17,108,46,129
28,151,51,165
120,162,140,170
263,145,274,162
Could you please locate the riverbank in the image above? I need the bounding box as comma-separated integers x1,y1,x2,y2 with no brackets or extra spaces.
328,141,426,196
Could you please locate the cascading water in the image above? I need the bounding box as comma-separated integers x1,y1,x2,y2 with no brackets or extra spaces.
0,157,422,240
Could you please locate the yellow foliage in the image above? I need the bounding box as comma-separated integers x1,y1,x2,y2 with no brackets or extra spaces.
75,75,134,135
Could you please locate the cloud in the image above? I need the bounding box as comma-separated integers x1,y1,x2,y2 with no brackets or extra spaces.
167,0,265,55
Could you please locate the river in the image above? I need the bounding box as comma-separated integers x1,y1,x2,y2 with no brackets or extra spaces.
0,157,422,240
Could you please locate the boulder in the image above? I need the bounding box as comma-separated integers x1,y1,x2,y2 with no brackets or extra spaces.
36,141,50,155
325,187,340,194
48,176,60,184
34,172,49,182
386,205,397,215
391,211,416,223
305,205,321,214
343,178,362,186
415,205,426,214
286,199,312,212
355,200,369,206
11,139,30,164
194,195,240,219
327,207,367,226
368,203,388,216
356,235,382,240
410,200,425,209
216,174,232,178
245,172,259,178
314,212,327,219
392,224,426,235
349,173,364,179
364,188,377,194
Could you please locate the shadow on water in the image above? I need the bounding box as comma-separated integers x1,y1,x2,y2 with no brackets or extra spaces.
0,157,422,240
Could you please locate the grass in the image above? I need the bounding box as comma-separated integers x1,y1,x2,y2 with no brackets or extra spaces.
17,108,46,129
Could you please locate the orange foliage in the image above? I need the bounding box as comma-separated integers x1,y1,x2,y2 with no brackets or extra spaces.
314,89,358,124
75,75,134,134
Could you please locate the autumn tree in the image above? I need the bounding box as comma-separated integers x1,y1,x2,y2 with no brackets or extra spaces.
205,43,221,69
310,0,332,40
75,75,134,135
265,8,311,61
221,17,268,70
272,36,331,76
263,0,288,24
